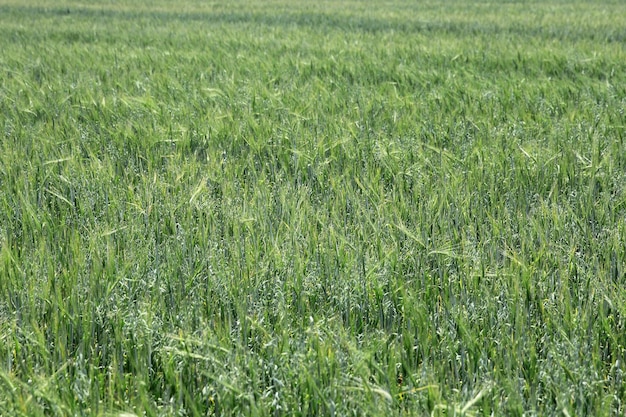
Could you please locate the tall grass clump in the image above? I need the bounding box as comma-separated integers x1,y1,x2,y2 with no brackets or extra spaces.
1,0,626,415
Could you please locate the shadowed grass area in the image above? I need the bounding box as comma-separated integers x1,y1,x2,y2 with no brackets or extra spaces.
1,0,625,415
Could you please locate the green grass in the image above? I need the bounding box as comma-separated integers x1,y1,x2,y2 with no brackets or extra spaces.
1,0,626,415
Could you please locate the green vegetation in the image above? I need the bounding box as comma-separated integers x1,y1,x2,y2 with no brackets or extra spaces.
1,0,625,415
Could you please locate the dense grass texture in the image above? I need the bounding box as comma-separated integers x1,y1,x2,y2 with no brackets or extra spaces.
1,0,626,415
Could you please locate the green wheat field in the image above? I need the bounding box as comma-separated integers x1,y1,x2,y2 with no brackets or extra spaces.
1,0,625,415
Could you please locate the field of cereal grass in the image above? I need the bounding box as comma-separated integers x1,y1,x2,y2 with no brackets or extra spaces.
1,0,626,415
